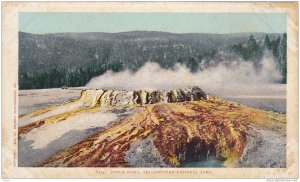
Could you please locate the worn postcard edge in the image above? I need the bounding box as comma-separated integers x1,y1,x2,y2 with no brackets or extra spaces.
1,1,299,179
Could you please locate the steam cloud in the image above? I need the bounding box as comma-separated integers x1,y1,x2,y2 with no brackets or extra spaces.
86,52,282,91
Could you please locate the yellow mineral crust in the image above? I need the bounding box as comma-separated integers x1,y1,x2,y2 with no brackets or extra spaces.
24,91,284,167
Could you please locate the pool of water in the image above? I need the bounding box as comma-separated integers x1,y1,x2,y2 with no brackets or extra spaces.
181,158,224,168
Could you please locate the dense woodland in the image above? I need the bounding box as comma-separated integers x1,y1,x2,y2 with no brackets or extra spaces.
19,31,287,89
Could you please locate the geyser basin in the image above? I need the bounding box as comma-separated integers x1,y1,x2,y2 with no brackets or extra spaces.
18,86,286,168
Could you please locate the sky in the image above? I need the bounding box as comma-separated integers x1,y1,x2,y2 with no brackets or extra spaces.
19,12,287,34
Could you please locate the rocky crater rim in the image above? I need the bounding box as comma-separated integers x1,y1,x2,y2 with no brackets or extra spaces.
79,86,207,108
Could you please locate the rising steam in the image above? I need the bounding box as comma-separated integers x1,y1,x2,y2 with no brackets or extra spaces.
86,52,282,91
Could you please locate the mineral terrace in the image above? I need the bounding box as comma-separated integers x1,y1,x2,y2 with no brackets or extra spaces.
18,86,286,167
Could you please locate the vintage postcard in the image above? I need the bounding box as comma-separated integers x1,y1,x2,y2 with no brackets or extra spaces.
1,1,299,179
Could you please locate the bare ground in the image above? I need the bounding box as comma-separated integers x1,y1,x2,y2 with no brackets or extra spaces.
18,88,83,116
18,86,286,167
237,125,286,168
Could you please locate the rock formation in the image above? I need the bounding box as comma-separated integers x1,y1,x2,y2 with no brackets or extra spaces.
80,86,207,108
18,86,286,167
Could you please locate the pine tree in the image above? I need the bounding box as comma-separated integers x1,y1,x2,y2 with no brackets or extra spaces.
264,35,271,49
281,33,287,83
248,35,257,49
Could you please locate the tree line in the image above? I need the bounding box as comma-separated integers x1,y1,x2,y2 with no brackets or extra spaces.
19,33,287,89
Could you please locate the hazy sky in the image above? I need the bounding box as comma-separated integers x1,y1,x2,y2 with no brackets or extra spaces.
19,13,286,34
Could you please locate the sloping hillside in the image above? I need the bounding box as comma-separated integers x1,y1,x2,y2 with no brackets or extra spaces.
19,31,286,89
18,87,285,167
